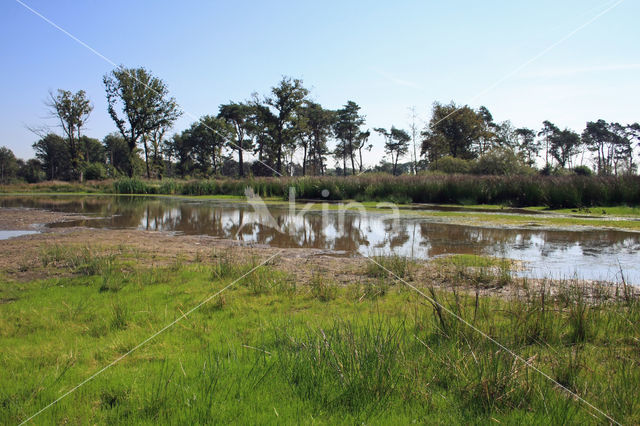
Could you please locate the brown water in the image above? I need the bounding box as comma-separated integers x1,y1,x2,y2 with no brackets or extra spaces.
1,195,639,284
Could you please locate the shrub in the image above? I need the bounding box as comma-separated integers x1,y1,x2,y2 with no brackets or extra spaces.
474,147,528,176
572,165,593,176
84,163,107,180
429,156,474,174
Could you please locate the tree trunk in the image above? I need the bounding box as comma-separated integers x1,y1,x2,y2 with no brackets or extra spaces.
143,137,150,179
545,138,549,168
413,138,417,174
393,153,398,176
349,140,356,175
128,152,135,177
343,153,347,177
238,147,244,177
302,144,307,176
276,145,282,176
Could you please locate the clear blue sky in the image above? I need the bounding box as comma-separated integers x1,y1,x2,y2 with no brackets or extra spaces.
1,0,638,164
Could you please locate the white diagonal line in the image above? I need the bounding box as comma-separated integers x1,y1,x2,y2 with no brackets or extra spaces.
358,0,625,176
465,0,626,105
364,254,620,425
14,0,284,178
19,250,283,425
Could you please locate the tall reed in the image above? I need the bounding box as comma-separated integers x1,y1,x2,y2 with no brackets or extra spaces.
111,175,640,208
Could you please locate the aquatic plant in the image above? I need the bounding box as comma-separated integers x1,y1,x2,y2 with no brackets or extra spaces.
105,175,640,208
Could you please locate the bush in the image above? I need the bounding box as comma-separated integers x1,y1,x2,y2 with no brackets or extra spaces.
84,163,107,180
572,165,593,176
474,147,529,176
429,156,474,174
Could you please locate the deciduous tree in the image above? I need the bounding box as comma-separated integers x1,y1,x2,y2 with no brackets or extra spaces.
219,102,254,177
46,89,93,180
421,102,484,161
550,129,581,168
33,133,71,180
104,67,181,177
265,77,308,175
0,146,19,183
298,101,334,175
515,127,539,167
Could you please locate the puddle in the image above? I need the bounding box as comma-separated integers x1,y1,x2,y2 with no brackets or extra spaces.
0,230,37,240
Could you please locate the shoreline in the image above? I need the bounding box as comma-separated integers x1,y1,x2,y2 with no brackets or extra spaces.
0,206,635,299
2,192,640,233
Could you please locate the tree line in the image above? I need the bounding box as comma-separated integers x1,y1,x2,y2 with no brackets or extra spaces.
1,67,638,183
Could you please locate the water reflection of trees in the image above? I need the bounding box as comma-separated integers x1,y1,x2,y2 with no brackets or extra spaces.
417,222,640,259
5,196,640,260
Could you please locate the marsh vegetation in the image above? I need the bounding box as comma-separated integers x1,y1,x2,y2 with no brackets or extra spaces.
1,244,639,424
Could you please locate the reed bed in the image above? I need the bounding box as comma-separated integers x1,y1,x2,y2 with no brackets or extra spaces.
109,175,640,208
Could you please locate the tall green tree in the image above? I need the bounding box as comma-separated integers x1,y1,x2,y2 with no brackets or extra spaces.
493,120,518,149
182,116,232,176
627,123,640,171
376,126,410,176
610,123,635,175
79,136,105,164
147,127,167,178
33,133,71,180
103,133,134,176
0,146,19,183
46,89,93,181
550,128,581,168
163,133,193,178
247,101,277,176
476,106,496,156
17,158,44,183
265,77,309,175
333,101,365,176
421,102,484,161
582,119,617,175
538,120,559,168
355,130,372,174
104,67,181,177
219,102,253,177
298,101,334,176
515,127,539,167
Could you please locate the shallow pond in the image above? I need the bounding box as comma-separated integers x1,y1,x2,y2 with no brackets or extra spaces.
1,195,639,284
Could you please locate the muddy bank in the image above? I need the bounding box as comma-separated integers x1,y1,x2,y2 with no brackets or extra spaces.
0,218,363,286
0,224,632,302
0,207,90,231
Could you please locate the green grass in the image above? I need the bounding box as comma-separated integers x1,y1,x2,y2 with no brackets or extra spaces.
366,254,417,279
542,205,640,217
406,209,640,231
431,254,515,288
5,174,640,209
1,249,639,424
433,254,505,268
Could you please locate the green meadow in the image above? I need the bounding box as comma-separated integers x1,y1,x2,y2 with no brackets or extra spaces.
1,246,638,424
